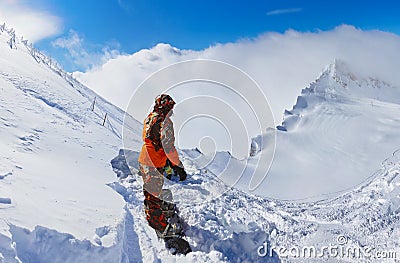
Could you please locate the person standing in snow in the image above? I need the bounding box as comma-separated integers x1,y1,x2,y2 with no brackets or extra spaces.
138,94,187,232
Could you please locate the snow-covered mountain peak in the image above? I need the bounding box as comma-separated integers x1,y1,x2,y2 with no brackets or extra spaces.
300,59,399,105
278,60,400,134
250,59,400,202
322,58,355,81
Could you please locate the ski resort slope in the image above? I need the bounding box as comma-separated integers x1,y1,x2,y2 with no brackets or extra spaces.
1,25,400,262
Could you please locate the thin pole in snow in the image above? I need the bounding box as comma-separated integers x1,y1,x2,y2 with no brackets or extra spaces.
91,97,96,111
102,113,107,126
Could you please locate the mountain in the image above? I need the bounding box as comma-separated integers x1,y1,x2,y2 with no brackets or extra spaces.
1,24,399,262
241,59,400,201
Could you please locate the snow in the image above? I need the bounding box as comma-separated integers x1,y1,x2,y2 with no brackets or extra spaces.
0,27,142,260
110,147,400,262
1,25,400,262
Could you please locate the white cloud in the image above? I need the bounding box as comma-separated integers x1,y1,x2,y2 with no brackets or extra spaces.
266,8,303,16
52,30,82,50
52,30,121,71
74,25,400,157
0,0,61,43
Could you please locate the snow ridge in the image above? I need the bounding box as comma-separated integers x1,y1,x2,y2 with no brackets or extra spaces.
0,22,142,140
279,59,400,132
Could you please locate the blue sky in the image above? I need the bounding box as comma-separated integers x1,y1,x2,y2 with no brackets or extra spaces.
2,0,398,72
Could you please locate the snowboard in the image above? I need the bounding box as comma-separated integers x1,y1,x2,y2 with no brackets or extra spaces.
154,189,192,255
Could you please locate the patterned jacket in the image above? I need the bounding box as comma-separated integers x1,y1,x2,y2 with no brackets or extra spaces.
138,111,180,168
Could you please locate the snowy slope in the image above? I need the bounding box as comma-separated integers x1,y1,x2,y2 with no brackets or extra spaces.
0,25,144,261
262,60,400,201
203,59,400,201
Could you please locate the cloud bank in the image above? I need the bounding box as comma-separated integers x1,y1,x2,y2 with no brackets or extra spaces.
75,25,400,120
0,0,61,43
74,25,400,156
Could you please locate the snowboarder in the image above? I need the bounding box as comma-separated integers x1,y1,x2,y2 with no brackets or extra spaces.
138,94,191,254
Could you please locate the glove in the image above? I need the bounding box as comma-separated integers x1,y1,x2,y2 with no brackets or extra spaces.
164,165,173,180
171,162,187,181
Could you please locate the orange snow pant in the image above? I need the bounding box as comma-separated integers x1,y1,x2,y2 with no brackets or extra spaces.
139,164,168,231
